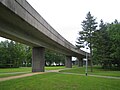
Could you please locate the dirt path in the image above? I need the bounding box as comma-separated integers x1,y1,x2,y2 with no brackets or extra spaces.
0,72,46,82
0,69,66,82
1,68,120,82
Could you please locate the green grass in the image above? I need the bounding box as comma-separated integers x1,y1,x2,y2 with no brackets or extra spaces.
45,66,65,70
0,67,31,78
0,66,65,73
0,73,120,90
0,66,65,78
0,67,31,73
1,66,120,78
60,66,120,77
0,72,30,78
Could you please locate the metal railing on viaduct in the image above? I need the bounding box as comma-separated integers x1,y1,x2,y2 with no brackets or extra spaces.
0,0,86,72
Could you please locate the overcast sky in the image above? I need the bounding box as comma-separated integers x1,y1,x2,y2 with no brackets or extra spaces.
27,0,120,45
0,0,120,46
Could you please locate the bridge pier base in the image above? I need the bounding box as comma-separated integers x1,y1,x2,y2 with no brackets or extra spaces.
65,56,72,68
32,47,45,72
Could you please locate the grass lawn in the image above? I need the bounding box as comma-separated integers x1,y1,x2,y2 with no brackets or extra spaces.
60,66,120,77
0,66,65,78
0,67,31,73
0,72,120,90
0,66,65,73
0,72,30,78
45,66,65,70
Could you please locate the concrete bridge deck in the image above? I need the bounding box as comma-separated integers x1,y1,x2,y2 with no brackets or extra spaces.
0,0,86,72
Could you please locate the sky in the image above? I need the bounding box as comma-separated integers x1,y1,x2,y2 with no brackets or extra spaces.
27,0,120,45
0,0,120,46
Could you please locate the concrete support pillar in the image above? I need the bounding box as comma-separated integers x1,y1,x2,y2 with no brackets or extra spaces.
32,47,45,72
77,57,83,67
65,56,72,68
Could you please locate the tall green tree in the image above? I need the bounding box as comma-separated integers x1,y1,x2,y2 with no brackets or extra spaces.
92,20,111,68
93,19,120,70
45,49,65,66
0,40,32,68
76,11,97,72
0,40,65,68
108,23,120,69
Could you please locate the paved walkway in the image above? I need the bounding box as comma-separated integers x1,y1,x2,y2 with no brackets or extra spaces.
0,69,120,82
58,72,120,79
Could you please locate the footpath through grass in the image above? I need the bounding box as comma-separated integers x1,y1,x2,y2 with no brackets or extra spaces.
0,66,65,78
60,66,120,77
0,72,120,90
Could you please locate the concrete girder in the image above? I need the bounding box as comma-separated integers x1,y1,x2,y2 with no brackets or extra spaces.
0,0,88,72
0,0,86,57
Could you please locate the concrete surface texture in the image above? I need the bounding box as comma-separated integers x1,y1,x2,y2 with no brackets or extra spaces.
0,0,86,57
0,0,87,72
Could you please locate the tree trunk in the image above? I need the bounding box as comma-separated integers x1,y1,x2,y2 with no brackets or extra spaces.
90,44,93,72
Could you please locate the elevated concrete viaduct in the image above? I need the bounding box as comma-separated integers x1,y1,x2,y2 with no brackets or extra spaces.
0,0,86,72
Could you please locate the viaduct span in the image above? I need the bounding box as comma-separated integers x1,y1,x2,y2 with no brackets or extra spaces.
0,0,86,72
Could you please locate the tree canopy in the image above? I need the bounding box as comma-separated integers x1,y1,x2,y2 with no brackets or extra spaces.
0,40,65,68
76,11,97,72
92,20,120,70
76,12,120,70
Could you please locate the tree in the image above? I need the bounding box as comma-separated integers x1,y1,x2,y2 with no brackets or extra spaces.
45,50,54,66
0,40,32,68
45,49,65,66
0,40,65,68
21,45,32,67
92,19,120,70
108,23,120,69
76,11,97,72
0,40,10,67
92,20,111,68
